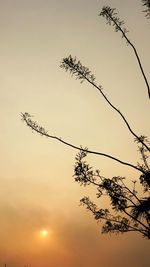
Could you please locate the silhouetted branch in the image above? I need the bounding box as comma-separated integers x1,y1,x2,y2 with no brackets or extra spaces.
60,55,150,152
135,136,150,171
21,112,145,174
99,6,150,99
131,197,150,220
74,150,150,239
80,196,147,237
123,209,149,231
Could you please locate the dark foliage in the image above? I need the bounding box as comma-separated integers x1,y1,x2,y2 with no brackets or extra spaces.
142,0,150,18
74,149,150,239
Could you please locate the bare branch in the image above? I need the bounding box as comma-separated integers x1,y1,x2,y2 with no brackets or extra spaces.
99,6,150,99
60,55,150,152
21,112,145,174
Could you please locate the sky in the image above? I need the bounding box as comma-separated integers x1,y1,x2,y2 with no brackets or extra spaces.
0,0,150,266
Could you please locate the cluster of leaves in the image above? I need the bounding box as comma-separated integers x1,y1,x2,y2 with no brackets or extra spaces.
142,0,150,18
21,112,48,136
74,149,150,239
99,6,128,36
60,55,96,84
135,135,150,172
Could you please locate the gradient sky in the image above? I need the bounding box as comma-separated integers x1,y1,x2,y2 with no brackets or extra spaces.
0,0,150,266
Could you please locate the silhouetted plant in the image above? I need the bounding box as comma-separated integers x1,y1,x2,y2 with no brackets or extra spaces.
21,3,150,239
74,148,150,238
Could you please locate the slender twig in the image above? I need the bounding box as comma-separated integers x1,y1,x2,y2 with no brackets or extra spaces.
84,201,144,233
22,113,145,174
63,57,150,153
101,216,141,233
121,179,150,219
103,8,150,99
140,146,150,170
121,179,145,204
123,209,149,231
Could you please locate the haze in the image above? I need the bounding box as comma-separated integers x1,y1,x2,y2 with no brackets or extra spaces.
0,0,149,266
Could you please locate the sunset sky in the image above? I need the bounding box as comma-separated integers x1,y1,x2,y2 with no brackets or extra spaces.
0,0,150,266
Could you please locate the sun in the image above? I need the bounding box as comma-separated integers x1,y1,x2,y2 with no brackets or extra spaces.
40,229,49,237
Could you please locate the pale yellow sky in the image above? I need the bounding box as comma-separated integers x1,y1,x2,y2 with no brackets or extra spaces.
0,1,150,267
